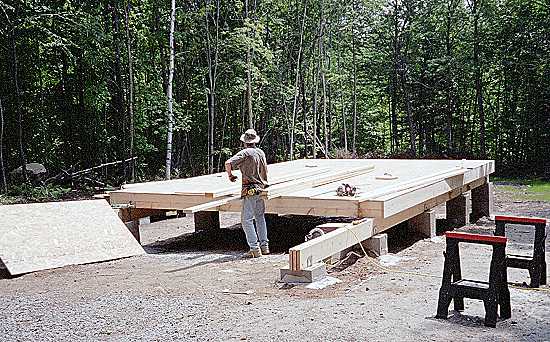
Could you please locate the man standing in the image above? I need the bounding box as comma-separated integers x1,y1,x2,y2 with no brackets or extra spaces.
225,129,269,258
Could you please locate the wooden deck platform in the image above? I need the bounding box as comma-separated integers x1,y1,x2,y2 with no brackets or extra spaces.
109,158,494,275
110,158,493,221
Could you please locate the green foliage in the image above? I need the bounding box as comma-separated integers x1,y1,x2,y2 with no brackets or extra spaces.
0,0,548,190
2,184,72,204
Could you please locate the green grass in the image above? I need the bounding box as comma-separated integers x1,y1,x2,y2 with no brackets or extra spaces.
493,178,550,202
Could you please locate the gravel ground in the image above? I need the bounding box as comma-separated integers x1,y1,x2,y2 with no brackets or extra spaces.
1,184,549,341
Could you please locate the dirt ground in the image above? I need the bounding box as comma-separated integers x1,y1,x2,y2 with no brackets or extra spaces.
1,184,549,341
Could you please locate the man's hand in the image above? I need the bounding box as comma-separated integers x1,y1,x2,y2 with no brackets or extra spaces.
225,160,238,182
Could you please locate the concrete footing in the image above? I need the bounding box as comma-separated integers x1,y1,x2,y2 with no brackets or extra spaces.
408,209,436,238
362,233,388,256
194,211,221,231
280,262,327,283
471,181,494,222
446,192,472,228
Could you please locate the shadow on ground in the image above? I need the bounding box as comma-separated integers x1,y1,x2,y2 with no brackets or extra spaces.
144,214,357,255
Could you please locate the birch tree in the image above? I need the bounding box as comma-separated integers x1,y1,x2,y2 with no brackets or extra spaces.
165,0,176,180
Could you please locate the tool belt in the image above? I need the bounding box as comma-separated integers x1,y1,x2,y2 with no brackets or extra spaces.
241,183,262,197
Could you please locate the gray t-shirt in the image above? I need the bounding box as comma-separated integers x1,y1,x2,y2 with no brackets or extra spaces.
228,147,268,189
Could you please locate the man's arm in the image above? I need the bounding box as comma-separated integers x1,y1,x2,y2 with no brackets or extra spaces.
225,160,237,182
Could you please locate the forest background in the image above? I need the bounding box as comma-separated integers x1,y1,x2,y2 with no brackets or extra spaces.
0,0,549,196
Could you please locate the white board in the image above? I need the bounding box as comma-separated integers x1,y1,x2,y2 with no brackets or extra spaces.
0,200,145,275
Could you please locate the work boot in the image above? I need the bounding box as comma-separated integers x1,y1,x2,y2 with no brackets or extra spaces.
260,245,270,255
242,249,262,258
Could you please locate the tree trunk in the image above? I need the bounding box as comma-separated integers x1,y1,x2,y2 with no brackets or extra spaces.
301,72,308,157
445,0,458,152
124,1,135,181
11,16,27,183
472,0,486,158
390,0,399,153
205,0,220,174
289,1,307,160
165,0,176,180
401,67,416,156
336,38,348,152
0,99,7,193
245,0,253,128
351,6,358,156
313,50,319,159
111,4,127,177
320,0,328,158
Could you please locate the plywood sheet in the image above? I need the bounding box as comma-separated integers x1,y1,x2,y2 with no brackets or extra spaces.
0,200,145,275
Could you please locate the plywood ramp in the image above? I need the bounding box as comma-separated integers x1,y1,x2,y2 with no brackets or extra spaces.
0,200,145,275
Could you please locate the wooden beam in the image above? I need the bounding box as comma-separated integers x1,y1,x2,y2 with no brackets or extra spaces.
371,176,487,233
182,196,239,213
288,218,374,271
362,165,491,218
118,208,169,222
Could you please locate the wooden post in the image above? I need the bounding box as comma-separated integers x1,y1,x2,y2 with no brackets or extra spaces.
194,211,220,231
471,180,494,222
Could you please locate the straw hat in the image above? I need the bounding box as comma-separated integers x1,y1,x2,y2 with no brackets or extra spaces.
240,128,260,144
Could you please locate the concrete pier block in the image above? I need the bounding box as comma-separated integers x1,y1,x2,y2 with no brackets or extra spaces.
408,209,436,238
471,180,494,222
446,192,471,228
280,262,327,283
362,233,388,256
194,211,221,231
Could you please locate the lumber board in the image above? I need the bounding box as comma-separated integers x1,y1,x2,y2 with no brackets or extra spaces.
263,165,375,199
0,200,145,275
289,219,374,271
218,196,360,217
183,196,239,213
204,167,332,198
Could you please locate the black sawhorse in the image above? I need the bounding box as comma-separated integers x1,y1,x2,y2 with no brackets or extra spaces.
494,215,547,288
436,231,511,328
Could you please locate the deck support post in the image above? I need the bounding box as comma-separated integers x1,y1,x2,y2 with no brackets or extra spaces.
471,179,494,222
446,192,471,228
408,209,436,238
362,233,388,256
